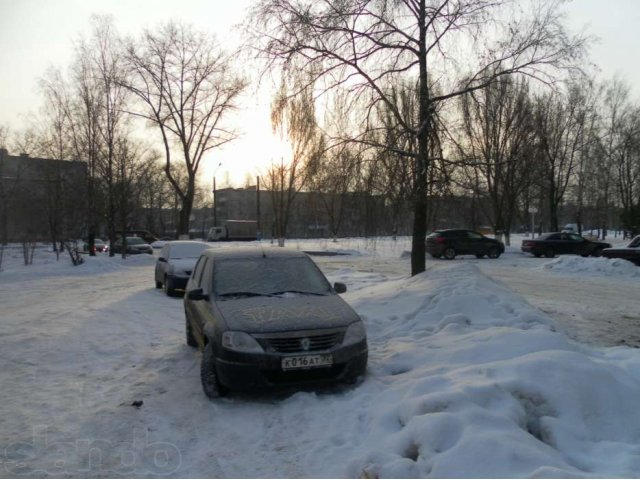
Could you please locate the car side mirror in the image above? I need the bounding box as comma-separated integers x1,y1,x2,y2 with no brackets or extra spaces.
187,288,209,301
158,257,167,262
334,282,347,294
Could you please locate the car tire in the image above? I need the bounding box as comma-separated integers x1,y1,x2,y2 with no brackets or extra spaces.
544,248,555,258
185,316,198,348
201,343,228,399
475,254,485,259
155,279,162,289
443,247,456,260
592,247,603,257
163,275,176,297
487,247,501,259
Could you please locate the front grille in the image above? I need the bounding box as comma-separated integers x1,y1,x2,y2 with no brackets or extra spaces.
262,331,343,353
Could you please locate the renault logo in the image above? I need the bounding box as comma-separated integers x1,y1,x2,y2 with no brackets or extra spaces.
301,338,311,351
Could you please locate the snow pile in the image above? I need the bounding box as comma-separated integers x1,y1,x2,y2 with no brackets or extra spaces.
339,263,640,478
540,256,640,279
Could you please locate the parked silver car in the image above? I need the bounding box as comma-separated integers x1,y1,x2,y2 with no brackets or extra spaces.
155,241,212,296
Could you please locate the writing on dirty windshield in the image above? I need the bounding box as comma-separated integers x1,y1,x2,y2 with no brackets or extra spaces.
214,258,330,296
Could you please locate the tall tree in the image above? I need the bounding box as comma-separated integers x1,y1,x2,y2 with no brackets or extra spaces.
251,0,585,275
264,75,324,246
459,77,536,245
124,22,247,237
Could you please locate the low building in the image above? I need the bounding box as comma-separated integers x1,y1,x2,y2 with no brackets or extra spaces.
0,149,87,243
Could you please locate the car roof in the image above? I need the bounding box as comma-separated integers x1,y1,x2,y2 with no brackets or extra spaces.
200,247,309,260
166,240,209,246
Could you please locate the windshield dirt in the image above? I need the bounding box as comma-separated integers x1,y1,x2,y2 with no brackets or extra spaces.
213,257,331,297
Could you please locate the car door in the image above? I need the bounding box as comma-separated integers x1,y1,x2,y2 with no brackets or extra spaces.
192,257,214,341
566,233,588,255
186,256,208,338
466,231,487,254
449,231,469,254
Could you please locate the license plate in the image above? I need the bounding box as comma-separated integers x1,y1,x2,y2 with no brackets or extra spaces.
281,354,333,370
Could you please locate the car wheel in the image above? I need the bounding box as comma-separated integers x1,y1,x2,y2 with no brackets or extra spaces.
201,343,228,399
592,247,603,257
155,279,162,289
487,247,501,259
163,275,176,297
475,254,485,259
443,247,456,260
185,316,198,348
544,248,555,258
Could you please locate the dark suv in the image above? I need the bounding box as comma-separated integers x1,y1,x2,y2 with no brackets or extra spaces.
184,248,368,398
426,229,505,260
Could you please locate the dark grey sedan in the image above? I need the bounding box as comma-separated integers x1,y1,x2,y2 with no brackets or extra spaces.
183,248,368,398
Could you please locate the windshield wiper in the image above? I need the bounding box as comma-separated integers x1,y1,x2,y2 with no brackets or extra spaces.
270,290,327,296
217,291,273,299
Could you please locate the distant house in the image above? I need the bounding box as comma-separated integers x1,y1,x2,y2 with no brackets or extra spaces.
0,148,87,243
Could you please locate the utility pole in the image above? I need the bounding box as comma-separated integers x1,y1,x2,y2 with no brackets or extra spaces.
213,176,217,228
256,175,261,238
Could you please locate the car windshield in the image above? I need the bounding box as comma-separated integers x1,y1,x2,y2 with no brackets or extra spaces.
170,243,209,259
127,237,145,245
213,256,331,297
628,237,640,248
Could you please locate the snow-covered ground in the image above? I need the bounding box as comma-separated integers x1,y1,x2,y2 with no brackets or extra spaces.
1,236,639,477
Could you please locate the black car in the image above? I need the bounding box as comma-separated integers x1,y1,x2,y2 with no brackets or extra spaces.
426,229,505,260
602,235,640,266
521,232,611,258
184,248,368,398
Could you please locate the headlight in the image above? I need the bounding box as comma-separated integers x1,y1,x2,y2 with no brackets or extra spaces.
343,321,367,345
222,331,264,353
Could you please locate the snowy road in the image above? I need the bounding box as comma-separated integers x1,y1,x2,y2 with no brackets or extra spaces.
314,246,640,349
2,238,640,477
477,258,640,348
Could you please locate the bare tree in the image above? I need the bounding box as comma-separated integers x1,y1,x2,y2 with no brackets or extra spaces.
250,0,585,275
264,74,324,246
459,77,536,245
124,22,247,237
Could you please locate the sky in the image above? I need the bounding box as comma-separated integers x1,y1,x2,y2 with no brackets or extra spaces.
1,0,639,189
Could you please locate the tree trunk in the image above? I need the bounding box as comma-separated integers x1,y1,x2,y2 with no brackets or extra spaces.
410,0,429,276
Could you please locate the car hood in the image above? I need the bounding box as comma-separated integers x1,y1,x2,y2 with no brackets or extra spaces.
216,294,360,333
604,247,639,253
130,243,152,249
169,258,199,272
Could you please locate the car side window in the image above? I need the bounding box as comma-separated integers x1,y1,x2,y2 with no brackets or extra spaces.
548,234,561,240
192,257,206,286
467,231,483,239
200,258,214,293
568,234,583,242
630,237,640,248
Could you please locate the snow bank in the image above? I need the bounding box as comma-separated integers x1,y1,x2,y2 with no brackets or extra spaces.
540,256,640,279
340,263,640,477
